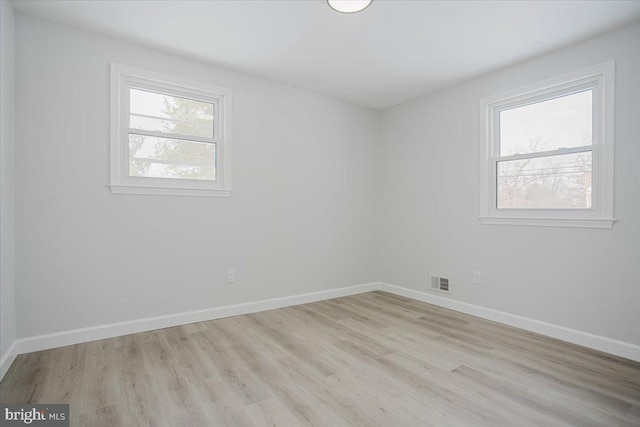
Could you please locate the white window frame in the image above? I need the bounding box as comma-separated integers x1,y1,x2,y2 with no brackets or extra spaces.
479,62,615,229
109,63,232,197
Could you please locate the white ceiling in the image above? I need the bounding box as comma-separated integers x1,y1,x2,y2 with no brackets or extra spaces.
12,0,640,110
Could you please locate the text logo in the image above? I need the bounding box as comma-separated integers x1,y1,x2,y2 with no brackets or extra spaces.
1,405,69,426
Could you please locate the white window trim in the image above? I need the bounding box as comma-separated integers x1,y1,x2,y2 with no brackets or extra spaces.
109,63,232,197
479,61,615,229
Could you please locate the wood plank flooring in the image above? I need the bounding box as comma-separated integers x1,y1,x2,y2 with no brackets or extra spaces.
1,291,639,426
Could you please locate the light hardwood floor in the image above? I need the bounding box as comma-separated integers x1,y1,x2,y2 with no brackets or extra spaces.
1,291,639,426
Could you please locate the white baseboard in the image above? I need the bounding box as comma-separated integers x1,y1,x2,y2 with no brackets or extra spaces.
378,282,640,362
16,282,379,356
4,280,637,381
0,340,18,382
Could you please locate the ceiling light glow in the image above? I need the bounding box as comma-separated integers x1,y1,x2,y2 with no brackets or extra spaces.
327,0,372,14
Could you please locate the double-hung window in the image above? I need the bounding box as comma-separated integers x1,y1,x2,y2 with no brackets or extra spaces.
110,64,232,197
480,62,615,228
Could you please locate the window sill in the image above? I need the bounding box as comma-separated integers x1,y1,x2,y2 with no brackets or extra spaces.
479,216,615,229
109,184,233,198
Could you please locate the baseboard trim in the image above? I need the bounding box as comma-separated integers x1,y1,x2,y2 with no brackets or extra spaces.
0,340,18,382
9,281,639,370
378,282,640,362
16,282,379,356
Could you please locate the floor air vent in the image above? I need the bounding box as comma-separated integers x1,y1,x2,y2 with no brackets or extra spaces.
430,276,449,293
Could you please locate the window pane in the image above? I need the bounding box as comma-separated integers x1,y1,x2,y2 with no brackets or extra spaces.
499,90,592,156
129,88,214,139
128,134,216,181
497,151,592,209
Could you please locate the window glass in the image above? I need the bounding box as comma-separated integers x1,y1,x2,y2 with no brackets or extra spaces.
129,88,214,139
499,90,592,156
497,151,592,209
128,134,216,181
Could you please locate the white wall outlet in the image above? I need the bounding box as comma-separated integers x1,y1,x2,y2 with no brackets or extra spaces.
227,269,236,284
473,270,482,285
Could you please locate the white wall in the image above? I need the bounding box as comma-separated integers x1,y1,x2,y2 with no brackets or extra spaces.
11,12,640,353
15,15,380,338
379,22,640,346
1,0,17,364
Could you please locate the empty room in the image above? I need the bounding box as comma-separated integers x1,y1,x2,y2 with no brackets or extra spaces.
1,0,639,425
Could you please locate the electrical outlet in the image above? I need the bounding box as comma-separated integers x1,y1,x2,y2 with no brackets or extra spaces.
227,269,236,284
473,270,482,285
